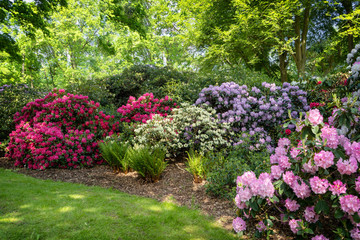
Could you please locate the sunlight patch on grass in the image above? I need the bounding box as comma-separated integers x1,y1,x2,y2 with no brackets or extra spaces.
0,217,21,223
68,194,85,199
58,206,74,213
19,204,31,209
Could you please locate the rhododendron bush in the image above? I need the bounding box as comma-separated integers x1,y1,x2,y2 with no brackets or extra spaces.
7,89,120,170
117,93,177,124
195,82,309,152
233,109,360,239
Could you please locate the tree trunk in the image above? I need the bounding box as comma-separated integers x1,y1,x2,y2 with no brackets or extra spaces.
341,0,354,52
279,51,288,83
293,2,311,77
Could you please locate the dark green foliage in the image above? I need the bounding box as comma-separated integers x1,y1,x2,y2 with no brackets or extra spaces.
99,138,130,173
127,145,167,182
205,148,271,199
0,84,47,141
102,64,195,106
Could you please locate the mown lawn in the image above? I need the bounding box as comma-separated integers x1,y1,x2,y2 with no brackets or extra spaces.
0,168,237,240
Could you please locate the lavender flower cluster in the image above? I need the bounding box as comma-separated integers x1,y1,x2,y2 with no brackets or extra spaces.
195,82,309,151
346,44,360,79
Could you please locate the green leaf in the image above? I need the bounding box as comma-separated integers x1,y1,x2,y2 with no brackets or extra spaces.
304,228,314,234
353,213,360,223
315,200,329,215
311,125,319,134
250,201,259,211
334,209,344,219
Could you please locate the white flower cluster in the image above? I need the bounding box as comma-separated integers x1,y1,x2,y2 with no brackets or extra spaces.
133,114,179,156
346,44,360,65
171,103,232,154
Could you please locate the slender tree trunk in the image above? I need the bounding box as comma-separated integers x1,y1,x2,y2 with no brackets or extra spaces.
341,0,354,52
293,2,311,77
279,51,288,83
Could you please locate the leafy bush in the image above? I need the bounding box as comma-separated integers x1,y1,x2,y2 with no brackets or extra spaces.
117,93,177,124
133,114,178,155
171,103,231,154
185,149,208,183
99,137,130,173
232,109,360,239
7,89,120,170
195,82,309,151
103,65,191,106
0,84,47,141
127,145,167,182
205,148,270,200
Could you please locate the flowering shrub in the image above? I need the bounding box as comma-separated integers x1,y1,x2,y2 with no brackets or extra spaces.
195,82,309,151
117,93,177,124
7,89,120,169
171,103,231,154
133,114,178,155
233,109,360,239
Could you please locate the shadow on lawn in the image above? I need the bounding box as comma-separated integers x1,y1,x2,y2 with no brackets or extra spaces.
0,169,237,240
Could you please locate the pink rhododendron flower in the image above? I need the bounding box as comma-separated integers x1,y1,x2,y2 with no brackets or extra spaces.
321,125,339,149
337,157,358,175
289,219,302,234
292,179,311,199
309,176,329,194
340,195,360,215
278,155,291,169
256,221,267,232
302,160,318,174
351,228,360,240
233,217,246,232
312,235,329,240
314,150,334,169
283,171,297,188
304,206,319,223
307,109,323,125
270,165,283,180
355,177,360,194
329,180,347,196
285,198,300,212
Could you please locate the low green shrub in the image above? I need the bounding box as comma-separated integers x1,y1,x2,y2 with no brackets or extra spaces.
185,149,208,183
127,145,167,182
0,84,47,141
99,137,130,173
205,148,271,199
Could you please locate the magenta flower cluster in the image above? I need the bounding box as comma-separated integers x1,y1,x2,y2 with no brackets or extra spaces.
117,93,177,123
7,89,120,170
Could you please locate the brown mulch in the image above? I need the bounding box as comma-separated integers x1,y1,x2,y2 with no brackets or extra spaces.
0,157,235,230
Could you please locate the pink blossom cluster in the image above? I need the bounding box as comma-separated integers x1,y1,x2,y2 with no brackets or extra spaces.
307,108,323,125
304,206,319,223
7,89,120,170
232,217,246,232
340,195,360,215
320,125,339,149
117,93,177,123
309,176,329,194
236,171,275,204
233,107,360,237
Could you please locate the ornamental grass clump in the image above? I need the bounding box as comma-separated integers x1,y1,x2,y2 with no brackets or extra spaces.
126,145,167,182
232,109,360,239
185,149,208,183
195,82,309,152
117,93,177,124
7,89,120,170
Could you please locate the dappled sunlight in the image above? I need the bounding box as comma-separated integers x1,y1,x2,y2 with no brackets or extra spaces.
19,204,31,209
68,194,85,199
58,206,74,213
0,217,22,223
83,207,98,213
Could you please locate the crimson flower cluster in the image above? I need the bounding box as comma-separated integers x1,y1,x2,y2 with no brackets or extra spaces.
117,93,177,123
7,89,120,170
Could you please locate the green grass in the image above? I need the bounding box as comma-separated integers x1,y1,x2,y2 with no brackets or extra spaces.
0,168,237,240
